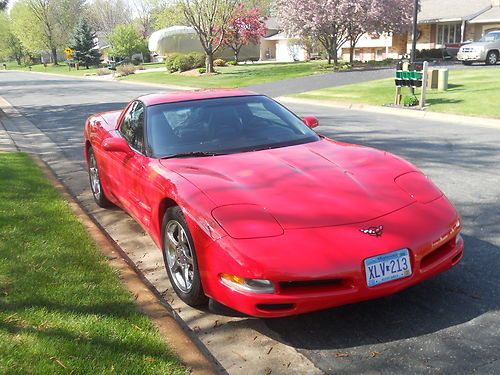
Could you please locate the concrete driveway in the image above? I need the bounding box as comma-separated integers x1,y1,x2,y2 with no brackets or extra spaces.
1,70,499,374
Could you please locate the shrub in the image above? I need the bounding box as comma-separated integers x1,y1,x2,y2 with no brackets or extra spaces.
227,60,237,66
402,94,419,107
96,68,111,76
187,52,205,69
165,52,205,72
165,53,182,72
213,58,226,67
198,67,207,74
116,64,136,76
415,48,446,59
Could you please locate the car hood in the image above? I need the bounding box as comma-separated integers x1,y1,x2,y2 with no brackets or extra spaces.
461,42,491,48
161,139,417,229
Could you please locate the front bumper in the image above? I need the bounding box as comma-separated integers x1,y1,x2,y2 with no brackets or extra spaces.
457,51,486,62
198,196,463,318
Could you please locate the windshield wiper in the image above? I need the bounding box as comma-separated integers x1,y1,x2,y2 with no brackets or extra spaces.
161,151,227,159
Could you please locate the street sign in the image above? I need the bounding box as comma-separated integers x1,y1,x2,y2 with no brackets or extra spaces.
64,48,73,59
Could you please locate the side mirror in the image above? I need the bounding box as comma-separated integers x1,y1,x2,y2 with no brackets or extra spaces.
102,137,133,155
302,116,319,129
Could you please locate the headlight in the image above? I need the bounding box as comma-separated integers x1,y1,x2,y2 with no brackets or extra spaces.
219,273,275,293
212,204,284,239
395,172,443,203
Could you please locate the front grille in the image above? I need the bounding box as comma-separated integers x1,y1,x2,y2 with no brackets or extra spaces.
279,279,343,289
461,48,474,52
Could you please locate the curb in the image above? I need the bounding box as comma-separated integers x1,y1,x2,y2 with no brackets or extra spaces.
277,96,500,130
28,154,217,375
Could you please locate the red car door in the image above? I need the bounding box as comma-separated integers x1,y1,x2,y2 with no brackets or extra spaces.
108,101,152,228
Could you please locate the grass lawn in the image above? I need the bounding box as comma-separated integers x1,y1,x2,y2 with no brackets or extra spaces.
293,67,500,118
0,153,185,375
2,61,164,76
120,61,331,88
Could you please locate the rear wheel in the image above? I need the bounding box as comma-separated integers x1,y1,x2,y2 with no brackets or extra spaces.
162,206,208,306
486,51,498,65
88,147,112,207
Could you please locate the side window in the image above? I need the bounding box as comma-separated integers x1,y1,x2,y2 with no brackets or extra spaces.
120,101,145,153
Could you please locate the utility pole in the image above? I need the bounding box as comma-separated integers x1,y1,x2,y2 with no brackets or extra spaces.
410,0,419,63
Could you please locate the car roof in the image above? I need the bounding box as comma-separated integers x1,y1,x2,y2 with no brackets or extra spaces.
138,89,260,106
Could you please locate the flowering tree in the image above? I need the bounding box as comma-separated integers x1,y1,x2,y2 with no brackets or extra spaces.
180,0,238,73
276,0,348,64
223,4,266,63
342,0,413,63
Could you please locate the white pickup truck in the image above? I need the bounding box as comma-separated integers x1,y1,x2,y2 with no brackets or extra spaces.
457,31,500,65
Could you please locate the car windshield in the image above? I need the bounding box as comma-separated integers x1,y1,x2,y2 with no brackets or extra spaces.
479,32,500,42
146,95,321,158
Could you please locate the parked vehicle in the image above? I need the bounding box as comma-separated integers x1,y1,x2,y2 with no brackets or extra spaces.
84,90,464,317
457,31,500,65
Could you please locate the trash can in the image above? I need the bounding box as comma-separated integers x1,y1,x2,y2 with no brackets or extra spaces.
438,69,449,91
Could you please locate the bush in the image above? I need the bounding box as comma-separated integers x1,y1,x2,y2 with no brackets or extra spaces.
165,52,205,72
402,94,419,107
415,48,446,59
165,53,182,72
227,60,237,66
96,68,111,76
198,67,207,74
187,52,205,69
213,58,226,67
116,64,136,76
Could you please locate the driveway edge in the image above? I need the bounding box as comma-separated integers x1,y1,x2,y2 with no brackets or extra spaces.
277,96,500,129
28,153,218,375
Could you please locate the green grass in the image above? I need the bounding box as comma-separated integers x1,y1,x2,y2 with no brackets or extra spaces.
120,61,331,88
0,153,185,375
293,67,500,118
2,61,164,76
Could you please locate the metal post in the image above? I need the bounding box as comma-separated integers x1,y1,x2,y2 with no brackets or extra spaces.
420,61,428,109
410,0,419,64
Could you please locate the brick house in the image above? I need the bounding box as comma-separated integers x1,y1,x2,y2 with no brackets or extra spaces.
340,0,500,61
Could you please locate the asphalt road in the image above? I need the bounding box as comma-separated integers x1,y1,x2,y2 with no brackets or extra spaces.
1,70,499,374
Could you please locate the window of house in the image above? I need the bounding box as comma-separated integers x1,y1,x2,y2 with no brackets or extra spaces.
437,23,461,45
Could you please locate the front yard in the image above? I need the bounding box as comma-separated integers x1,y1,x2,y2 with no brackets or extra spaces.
119,61,330,88
0,153,185,375
292,67,500,118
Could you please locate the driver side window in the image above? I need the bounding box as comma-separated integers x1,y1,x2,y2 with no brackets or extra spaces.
120,101,145,153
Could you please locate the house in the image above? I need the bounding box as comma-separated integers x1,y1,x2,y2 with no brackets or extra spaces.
340,0,500,61
259,17,309,62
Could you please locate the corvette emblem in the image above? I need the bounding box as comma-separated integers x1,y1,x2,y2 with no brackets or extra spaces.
360,225,384,237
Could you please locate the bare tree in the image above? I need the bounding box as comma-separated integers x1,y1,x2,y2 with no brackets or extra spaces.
179,0,238,73
86,0,132,36
27,0,59,64
132,0,161,38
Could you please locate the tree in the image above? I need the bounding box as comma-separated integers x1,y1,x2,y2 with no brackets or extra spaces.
0,13,26,65
70,18,101,68
222,4,266,63
153,2,186,29
276,0,348,64
85,0,132,37
0,0,9,11
341,0,413,63
179,0,238,73
132,0,162,38
10,1,47,57
108,24,148,60
26,0,60,64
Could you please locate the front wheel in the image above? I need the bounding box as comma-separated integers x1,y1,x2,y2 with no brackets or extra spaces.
162,206,208,306
87,147,112,207
486,51,498,65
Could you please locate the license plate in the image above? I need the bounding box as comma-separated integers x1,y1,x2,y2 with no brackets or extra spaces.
364,249,412,287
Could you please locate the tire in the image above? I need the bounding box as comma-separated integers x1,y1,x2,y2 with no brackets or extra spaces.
87,147,112,208
462,61,473,66
486,51,498,65
162,206,208,306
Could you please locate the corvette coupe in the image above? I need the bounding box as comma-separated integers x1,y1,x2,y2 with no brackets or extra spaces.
84,89,463,317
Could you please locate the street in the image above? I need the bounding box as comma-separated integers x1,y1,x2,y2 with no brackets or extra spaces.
1,70,499,374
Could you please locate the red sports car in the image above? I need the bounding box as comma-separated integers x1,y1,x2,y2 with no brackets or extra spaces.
84,89,463,317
